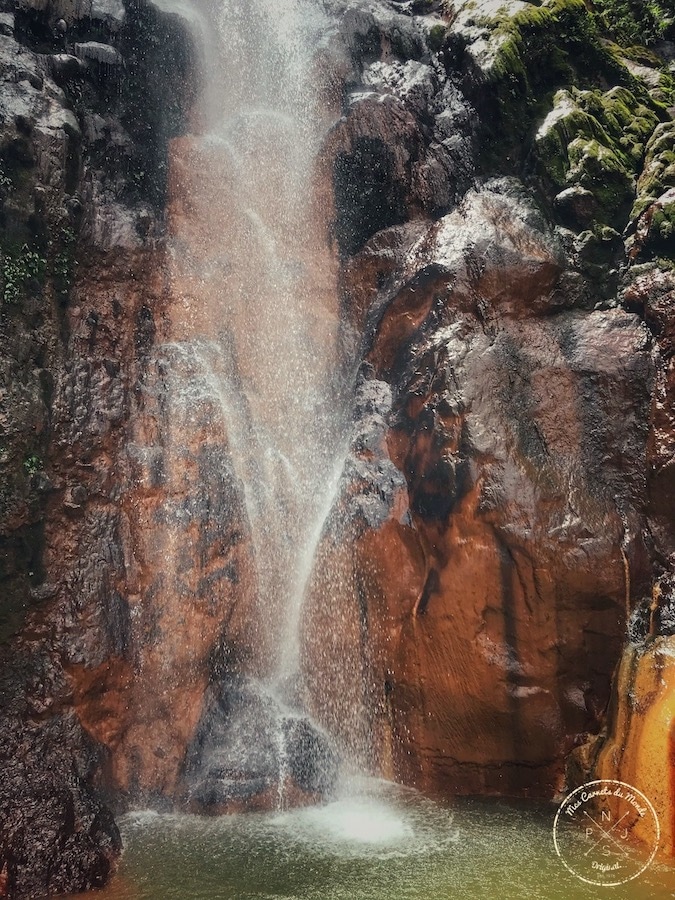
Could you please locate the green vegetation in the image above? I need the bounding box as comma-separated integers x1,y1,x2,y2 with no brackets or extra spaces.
22,454,43,476
651,201,675,240
427,23,447,52
52,225,77,296
459,0,673,256
635,120,675,214
628,120,675,257
654,68,675,107
484,0,629,85
0,164,12,198
592,0,674,47
0,220,79,307
534,85,659,225
0,244,47,305
473,0,642,170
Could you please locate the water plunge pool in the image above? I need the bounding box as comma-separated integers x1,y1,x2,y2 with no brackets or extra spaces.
74,780,675,899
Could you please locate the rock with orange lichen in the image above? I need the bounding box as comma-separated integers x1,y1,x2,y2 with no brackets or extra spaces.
570,633,675,857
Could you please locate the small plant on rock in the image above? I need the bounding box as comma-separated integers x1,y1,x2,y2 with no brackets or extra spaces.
23,455,43,476
0,164,12,198
52,225,77,295
1,245,47,305
428,24,447,52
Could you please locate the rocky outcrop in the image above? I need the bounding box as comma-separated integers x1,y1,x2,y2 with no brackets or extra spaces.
305,0,675,809
568,263,675,854
183,679,339,814
306,175,653,795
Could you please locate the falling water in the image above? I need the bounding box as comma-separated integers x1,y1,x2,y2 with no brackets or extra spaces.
160,0,361,800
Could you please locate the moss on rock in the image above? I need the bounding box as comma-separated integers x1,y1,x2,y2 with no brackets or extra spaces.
651,201,675,240
627,120,675,260
534,84,659,226
486,0,624,85
635,120,675,212
460,0,659,172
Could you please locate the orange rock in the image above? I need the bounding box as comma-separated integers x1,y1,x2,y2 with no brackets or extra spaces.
575,638,675,857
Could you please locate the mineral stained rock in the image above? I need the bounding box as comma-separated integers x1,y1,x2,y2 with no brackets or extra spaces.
3,0,675,893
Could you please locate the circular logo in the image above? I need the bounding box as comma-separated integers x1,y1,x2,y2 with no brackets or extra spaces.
553,780,660,886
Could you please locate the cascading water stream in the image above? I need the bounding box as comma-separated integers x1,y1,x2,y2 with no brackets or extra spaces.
159,0,362,805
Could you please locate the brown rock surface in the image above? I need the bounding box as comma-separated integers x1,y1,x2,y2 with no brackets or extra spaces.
0,1,213,893
570,268,675,855
303,179,655,797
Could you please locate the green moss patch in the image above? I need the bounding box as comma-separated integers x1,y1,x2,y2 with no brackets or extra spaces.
469,0,652,170
635,120,675,213
486,0,622,84
0,243,47,305
534,85,659,226
628,120,675,260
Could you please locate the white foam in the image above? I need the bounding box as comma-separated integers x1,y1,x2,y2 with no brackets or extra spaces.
293,797,414,845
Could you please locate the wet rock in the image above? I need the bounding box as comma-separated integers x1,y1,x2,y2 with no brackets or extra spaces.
0,12,15,36
184,680,339,813
283,716,339,796
338,376,410,531
571,632,675,856
318,147,654,795
91,0,126,31
324,5,475,255
0,0,199,893
628,187,675,260
2,0,675,888
0,656,122,898
554,185,598,228
74,41,123,67
49,53,87,83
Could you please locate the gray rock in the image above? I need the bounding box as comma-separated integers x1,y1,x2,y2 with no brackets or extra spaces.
184,679,339,809
74,42,124,67
91,0,126,30
621,57,663,88
50,54,87,82
554,185,599,228
0,12,15,36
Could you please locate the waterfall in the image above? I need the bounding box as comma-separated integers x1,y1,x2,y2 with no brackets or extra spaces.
159,0,363,807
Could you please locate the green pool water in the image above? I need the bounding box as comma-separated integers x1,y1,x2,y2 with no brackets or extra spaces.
81,779,675,900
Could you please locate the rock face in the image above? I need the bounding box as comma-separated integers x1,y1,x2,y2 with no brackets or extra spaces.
2,0,675,893
0,0,206,894
303,0,675,815
309,0,675,835
304,177,653,795
183,679,339,814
